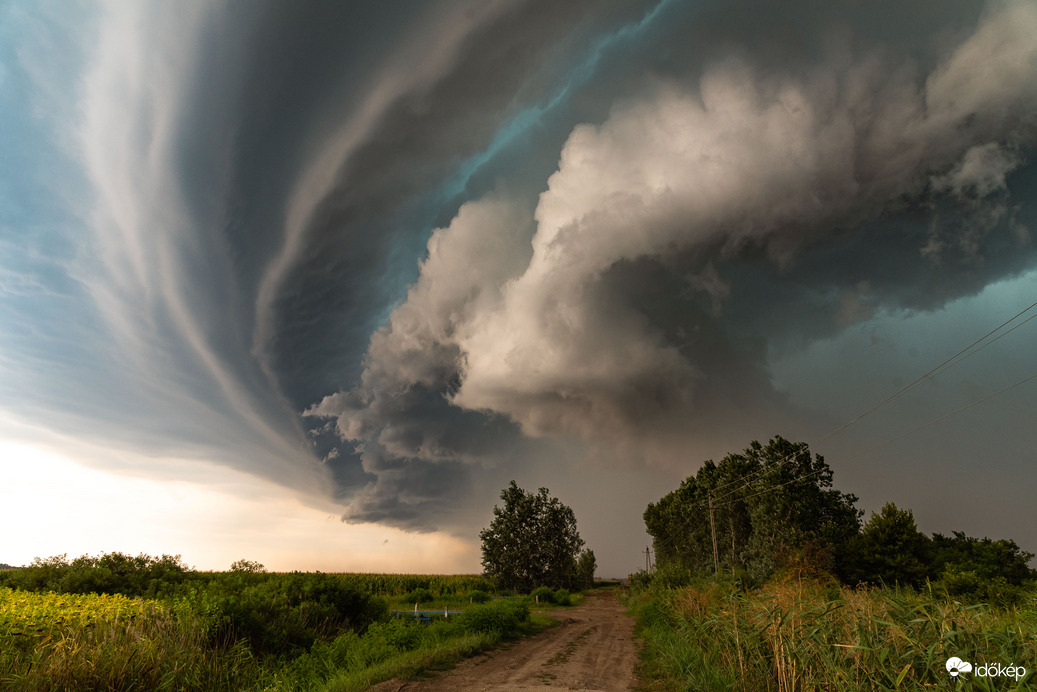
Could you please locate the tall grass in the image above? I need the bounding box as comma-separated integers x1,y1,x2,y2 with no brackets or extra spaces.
627,577,1036,691
0,588,268,690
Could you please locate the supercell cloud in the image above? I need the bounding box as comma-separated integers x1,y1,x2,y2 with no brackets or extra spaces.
2,0,1036,563
309,0,1037,524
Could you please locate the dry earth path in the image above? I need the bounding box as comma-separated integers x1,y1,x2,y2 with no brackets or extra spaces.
369,588,639,692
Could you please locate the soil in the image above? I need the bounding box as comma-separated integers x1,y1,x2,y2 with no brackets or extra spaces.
369,588,640,692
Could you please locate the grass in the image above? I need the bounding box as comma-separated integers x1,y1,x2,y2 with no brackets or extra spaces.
0,588,267,691
626,576,1037,691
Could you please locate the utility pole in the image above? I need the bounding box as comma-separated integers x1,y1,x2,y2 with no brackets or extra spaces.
729,514,737,574
644,545,652,572
708,492,720,573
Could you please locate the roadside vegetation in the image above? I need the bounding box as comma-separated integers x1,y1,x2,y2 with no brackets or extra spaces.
626,570,1036,691
630,436,1037,691
0,481,596,690
0,555,579,691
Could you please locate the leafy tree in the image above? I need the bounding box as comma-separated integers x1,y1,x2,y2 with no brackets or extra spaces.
644,436,861,584
930,531,1035,585
575,549,597,590
480,481,586,592
230,559,266,573
841,503,931,587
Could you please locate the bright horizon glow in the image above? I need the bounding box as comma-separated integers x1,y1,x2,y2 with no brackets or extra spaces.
0,441,481,573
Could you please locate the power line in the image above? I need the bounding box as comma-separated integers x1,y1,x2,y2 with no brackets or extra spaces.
817,299,1037,444
717,367,1037,511
653,365,1037,556
647,299,1037,554
841,369,1037,465
682,298,1037,506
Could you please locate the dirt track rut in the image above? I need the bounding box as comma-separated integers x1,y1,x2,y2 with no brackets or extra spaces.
370,589,639,692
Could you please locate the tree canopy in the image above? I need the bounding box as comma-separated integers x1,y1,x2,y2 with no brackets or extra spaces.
644,436,862,584
841,502,932,587
643,436,1036,593
480,481,591,592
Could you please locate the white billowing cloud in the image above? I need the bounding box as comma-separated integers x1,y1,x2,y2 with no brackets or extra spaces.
308,193,534,450
931,142,1019,198
454,0,1037,445
923,0,1037,135
367,193,535,393
324,0,1037,468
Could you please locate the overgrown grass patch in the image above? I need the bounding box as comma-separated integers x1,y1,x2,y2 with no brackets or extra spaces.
626,577,1037,691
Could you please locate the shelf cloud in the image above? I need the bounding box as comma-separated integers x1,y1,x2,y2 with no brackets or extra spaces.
3,0,1036,569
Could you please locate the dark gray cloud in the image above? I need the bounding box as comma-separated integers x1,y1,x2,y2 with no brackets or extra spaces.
4,0,1037,574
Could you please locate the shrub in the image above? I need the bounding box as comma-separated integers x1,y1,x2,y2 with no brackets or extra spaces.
458,600,529,634
936,569,1031,607
629,569,654,590
530,586,555,603
467,590,491,603
553,588,571,606
196,572,387,655
367,619,423,653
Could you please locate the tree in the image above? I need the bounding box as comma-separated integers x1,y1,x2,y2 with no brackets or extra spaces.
480,481,586,592
575,549,597,590
930,531,1035,585
841,503,931,587
230,559,267,574
644,436,861,584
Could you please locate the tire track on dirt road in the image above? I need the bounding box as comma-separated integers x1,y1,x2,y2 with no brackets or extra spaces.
370,588,639,692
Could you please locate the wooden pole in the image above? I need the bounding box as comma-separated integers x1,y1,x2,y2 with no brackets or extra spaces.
729,514,737,573
708,492,720,573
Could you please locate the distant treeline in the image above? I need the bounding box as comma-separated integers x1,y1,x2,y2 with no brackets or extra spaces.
643,436,1035,604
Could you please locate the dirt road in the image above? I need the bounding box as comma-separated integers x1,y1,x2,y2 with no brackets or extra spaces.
370,589,639,692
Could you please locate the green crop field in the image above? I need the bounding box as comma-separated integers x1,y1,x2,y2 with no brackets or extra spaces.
0,555,570,691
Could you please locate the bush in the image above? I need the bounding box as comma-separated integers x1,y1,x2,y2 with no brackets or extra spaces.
935,569,1031,607
530,586,555,603
467,590,491,603
458,600,529,634
630,569,654,590
367,619,423,653
195,572,387,656
553,588,571,606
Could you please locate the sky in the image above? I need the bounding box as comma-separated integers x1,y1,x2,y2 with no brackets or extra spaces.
1,0,1035,578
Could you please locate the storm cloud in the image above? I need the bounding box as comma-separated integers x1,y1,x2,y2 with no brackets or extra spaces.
308,0,1037,524
2,0,1036,570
